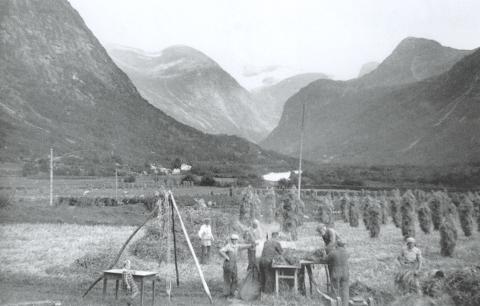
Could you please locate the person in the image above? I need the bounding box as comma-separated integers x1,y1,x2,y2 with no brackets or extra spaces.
121,260,138,306
198,218,214,264
259,231,283,294
219,234,253,298
317,223,344,254
398,237,422,271
319,244,349,306
244,220,262,269
396,237,423,294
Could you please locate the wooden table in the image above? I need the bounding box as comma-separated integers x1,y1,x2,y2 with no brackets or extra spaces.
272,263,301,296
299,260,331,294
103,269,158,306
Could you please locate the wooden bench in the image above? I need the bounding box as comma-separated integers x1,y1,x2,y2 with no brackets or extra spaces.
103,269,157,306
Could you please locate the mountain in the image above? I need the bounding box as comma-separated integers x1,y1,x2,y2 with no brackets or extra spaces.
0,0,295,175
262,38,478,166
252,73,329,130
358,61,379,77
353,37,471,88
108,45,270,142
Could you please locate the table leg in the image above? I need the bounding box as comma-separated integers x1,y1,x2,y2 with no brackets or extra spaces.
115,279,119,300
294,269,298,295
307,265,313,296
152,280,155,306
325,265,331,293
103,277,107,299
140,278,144,306
275,270,279,297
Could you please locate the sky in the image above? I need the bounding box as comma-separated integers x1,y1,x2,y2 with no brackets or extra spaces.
69,0,480,89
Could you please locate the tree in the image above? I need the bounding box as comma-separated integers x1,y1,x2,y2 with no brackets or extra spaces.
172,158,182,169
278,178,292,189
200,175,215,186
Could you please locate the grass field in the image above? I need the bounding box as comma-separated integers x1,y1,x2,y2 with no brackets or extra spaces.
1,210,479,305
1,181,480,305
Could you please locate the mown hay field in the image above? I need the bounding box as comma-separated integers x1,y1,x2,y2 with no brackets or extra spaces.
2,185,480,305
1,215,480,305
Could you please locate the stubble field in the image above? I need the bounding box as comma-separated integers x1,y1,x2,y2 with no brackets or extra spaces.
1,178,480,305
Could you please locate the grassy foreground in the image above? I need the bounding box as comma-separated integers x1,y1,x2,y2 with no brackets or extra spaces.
1,216,479,305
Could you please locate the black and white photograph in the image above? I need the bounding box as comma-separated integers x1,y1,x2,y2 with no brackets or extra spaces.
1,0,480,305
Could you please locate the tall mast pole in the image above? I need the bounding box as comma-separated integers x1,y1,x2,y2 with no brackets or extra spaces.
297,101,306,200
50,147,53,206
115,168,118,203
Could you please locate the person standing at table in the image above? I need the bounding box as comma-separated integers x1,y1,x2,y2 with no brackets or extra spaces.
319,244,349,306
259,231,283,294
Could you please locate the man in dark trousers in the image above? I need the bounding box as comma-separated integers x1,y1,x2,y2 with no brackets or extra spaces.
259,231,283,294
219,234,252,298
320,244,349,306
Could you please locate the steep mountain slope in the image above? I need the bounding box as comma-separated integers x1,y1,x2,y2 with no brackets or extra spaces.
358,61,379,77
0,0,295,174
262,38,478,166
108,46,270,142
252,73,329,130
352,37,471,88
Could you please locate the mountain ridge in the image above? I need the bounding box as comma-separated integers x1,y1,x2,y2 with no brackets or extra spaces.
261,37,478,166
252,72,329,130
108,45,270,142
0,0,295,175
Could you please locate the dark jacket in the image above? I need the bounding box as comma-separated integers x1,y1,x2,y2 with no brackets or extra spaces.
261,239,283,261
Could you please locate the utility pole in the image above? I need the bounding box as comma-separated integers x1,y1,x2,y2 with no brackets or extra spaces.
297,101,306,200
50,147,53,206
115,167,118,203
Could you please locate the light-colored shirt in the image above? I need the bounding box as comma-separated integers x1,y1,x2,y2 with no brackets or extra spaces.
401,246,421,262
220,242,239,257
198,224,214,246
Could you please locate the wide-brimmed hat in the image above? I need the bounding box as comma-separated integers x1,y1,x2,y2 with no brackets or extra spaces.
406,237,416,244
230,234,239,240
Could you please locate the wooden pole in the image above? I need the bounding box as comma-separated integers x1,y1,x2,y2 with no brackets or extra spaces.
50,148,53,206
169,191,213,304
169,196,180,287
115,168,118,203
82,205,159,298
297,101,306,200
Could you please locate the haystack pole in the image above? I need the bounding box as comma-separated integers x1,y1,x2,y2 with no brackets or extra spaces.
297,101,306,200
169,196,180,286
82,202,160,297
50,148,53,206
169,191,213,303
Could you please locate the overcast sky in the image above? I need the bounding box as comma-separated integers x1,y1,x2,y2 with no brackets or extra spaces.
69,0,480,89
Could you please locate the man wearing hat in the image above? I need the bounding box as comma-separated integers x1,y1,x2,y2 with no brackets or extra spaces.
219,233,254,298
198,218,214,264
